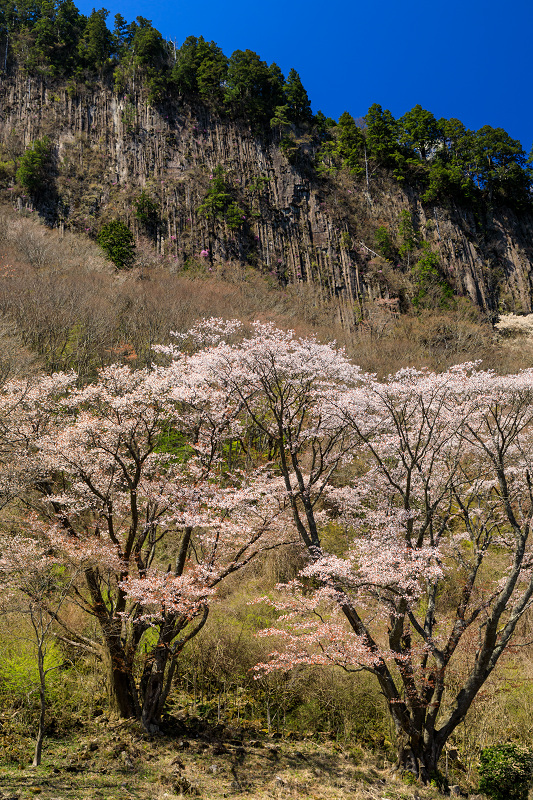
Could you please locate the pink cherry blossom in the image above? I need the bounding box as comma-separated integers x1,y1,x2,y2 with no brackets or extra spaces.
4,319,533,775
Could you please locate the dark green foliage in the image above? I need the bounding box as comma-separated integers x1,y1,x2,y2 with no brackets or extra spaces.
25,0,84,76
373,226,395,261
172,35,228,104
270,104,292,137
198,166,232,215
278,135,300,164
411,241,452,308
398,104,441,161
145,71,169,104
106,15,171,101
112,12,129,56
172,35,201,93
440,117,474,165
130,19,166,68
16,136,52,195
50,0,82,71
423,160,477,205
334,111,364,174
422,117,531,208
315,111,363,175
314,110,336,138
224,202,247,230
471,125,530,204
421,118,477,203
134,191,159,237
198,166,246,230
97,219,135,268
362,103,532,209
268,61,285,109
397,209,418,264
25,0,56,72
412,243,440,285
283,68,312,124
224,49,284,126
270,86,311,162
271,107,304,165
195,48,228,103
365,103,405,177
479,744,533,800
0,0,85,75
129,18,170,102
77,7,113,73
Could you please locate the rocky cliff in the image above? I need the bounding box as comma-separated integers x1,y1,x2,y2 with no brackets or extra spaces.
1,72,533,323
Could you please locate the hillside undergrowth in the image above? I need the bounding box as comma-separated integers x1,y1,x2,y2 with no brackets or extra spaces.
1,203,532,382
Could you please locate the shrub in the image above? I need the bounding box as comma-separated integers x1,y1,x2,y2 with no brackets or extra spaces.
397,209,418,264
479,743,533,800
198,166,246,230
16,137,53,196
411,242,453,308
97,219,136,268
134,191,159,236
373,226,395,261
0,159,16,185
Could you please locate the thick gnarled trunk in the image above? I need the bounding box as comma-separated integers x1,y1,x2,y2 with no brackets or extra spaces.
140,644,171,732
395,732,444,784
105,645,138,719
101,604,210,731
138,608,209,732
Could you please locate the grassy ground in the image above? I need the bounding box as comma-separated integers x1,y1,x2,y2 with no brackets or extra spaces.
0,716,456,800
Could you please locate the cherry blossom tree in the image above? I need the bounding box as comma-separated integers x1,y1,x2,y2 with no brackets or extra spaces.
258,364,533,780
15,336,291,732
8,317,533,768
178,323,533,782
161,320,360,550
321,365,533,779
0,371,75,509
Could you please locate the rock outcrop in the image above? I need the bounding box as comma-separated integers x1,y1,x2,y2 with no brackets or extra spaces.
1,72,533,322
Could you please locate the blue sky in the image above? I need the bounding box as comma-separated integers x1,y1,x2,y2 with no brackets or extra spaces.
75,0,532,153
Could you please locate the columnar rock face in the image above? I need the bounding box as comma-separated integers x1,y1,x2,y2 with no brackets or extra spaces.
2,72,533,320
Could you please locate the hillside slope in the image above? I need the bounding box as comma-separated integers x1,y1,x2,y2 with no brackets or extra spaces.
1,72,533,322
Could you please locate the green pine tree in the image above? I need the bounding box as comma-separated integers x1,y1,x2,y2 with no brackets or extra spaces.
16,136,52,196
283,68,312,124
97,219,136,269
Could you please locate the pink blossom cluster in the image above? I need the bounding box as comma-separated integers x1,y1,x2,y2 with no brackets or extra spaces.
3,319,533,742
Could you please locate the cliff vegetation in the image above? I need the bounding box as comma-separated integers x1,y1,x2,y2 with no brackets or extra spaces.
1,0,533,325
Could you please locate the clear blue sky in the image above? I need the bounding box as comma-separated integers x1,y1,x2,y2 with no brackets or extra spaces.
75,0,532,153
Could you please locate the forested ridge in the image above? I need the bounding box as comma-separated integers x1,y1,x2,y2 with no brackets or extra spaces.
0,0,531,209
1,1,533,322
2,4,533,800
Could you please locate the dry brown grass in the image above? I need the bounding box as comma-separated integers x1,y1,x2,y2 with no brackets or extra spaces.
0,716,450,800
344,304,494,376
0,204,347,380
2,201,532,382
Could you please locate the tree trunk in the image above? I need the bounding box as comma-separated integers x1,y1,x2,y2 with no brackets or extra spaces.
140,644,170,732
395,730,444,784
138,607,209,731
106,645,137,719
32,645,46,767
